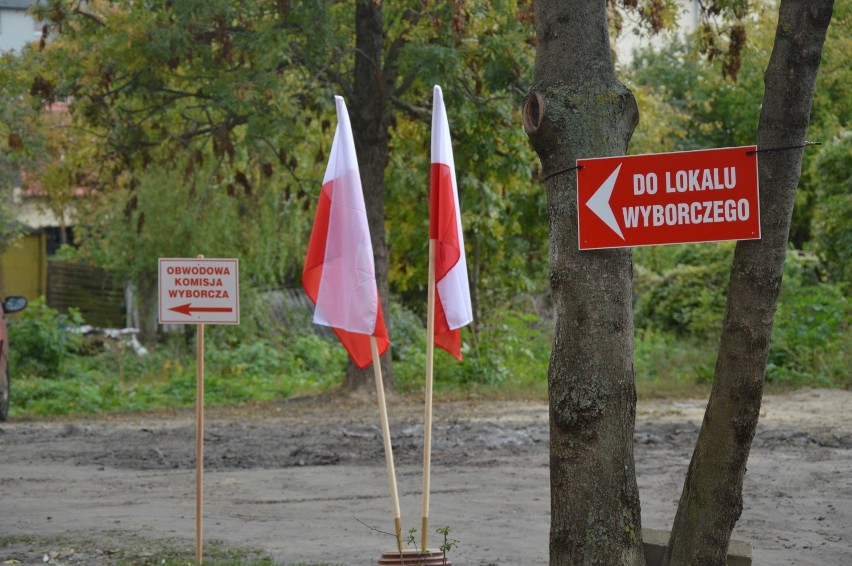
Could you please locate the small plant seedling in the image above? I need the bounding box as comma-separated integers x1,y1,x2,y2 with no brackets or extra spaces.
435,525,459,564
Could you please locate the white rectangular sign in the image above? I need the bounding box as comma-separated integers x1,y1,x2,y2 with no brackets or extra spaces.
158,258,240,325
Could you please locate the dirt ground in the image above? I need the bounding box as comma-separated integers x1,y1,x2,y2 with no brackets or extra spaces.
1,388,850,565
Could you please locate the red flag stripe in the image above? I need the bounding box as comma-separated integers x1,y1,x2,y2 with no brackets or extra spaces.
431,163,463,360
430,163,462,282
302,182,333,305
332,302,390,369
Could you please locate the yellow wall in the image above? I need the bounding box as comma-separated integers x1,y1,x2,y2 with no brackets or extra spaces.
0,233,47,300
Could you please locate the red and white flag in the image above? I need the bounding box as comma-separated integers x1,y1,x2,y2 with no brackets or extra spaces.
302,96,389,368
430,85,473,359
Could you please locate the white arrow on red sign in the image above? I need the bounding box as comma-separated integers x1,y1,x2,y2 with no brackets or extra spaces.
585,163,625,241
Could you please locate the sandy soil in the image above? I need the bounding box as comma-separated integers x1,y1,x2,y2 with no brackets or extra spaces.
1,388,850,565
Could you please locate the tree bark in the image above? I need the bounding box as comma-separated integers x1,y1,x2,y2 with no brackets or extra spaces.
132,271,160,345
345,0,395,393
663,2,835,564
524,1,644,564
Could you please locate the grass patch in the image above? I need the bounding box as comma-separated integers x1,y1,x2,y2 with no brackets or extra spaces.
8,334,347,419
634,329,718,398
6,289,847,420
0,534,340,566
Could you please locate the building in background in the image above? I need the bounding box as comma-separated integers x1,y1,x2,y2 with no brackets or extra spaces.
0,0,39,53
0,1,40,300
614,0,702,66
1,3,126,327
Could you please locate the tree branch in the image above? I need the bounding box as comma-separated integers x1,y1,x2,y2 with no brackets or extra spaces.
391,97,430,122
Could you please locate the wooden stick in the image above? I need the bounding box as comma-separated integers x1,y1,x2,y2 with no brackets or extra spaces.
196,321,205,565
421,239,437,550
371,336,403,553
195,253,206,565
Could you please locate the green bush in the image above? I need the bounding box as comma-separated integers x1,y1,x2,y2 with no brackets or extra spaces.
808,132,852,292
7,297,85,378
768,282,850,387
635,246,851,389
634,243,734,338
11,331,348,417
634,328,717,387
458,309,550,387
205,334,346,397
394,306,551,393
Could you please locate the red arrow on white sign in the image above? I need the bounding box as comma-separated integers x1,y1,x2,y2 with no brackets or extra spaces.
169,304,234,316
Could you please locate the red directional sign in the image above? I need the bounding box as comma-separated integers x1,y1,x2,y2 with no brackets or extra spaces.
158,258,240,325
576,146,760,250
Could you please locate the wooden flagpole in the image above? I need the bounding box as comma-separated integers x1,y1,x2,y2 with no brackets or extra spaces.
196,319,205,565
371,336,403,553
195,253,205,565
421,239,437,550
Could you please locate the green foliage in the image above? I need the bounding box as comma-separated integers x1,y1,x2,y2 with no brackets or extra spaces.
11,327,346,417
634,248,851,389
205,335,346,395
0,52,39,251
2,0,546,339
767,251,851,387
634,328,717,388
1,0,846,412
627,80,692,155
808,0,852,142
456,308,550,388
768,283,850,386
624,1,850,391
435,524,460,557
7,298,85,378
788,0,852,250
806,132,852,291
0,534,334,566
10,298,551,417
393,304,551,394
9,0,328,295
386,300,427,365
75,153,310,289
628,32,766,151
385,1,545,313
0,187,22,253
634,243,734,338
609,0,683,44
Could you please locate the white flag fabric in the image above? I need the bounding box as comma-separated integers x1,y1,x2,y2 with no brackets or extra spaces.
302,96,389,367
313,96,378,333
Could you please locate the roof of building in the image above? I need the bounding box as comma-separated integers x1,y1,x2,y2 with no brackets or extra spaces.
0,1,38,10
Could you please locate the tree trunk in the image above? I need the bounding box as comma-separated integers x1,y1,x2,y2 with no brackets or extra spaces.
523,1,644,564
132,271,160,345
345,0,395,393
663,2,835,564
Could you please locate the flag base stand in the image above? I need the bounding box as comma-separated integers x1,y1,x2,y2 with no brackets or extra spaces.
378,550,450,565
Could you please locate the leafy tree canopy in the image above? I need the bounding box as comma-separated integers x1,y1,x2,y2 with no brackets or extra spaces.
3,0,543,316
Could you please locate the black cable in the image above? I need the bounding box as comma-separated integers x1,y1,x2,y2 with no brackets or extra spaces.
746,141,821,155
543,164,583,181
